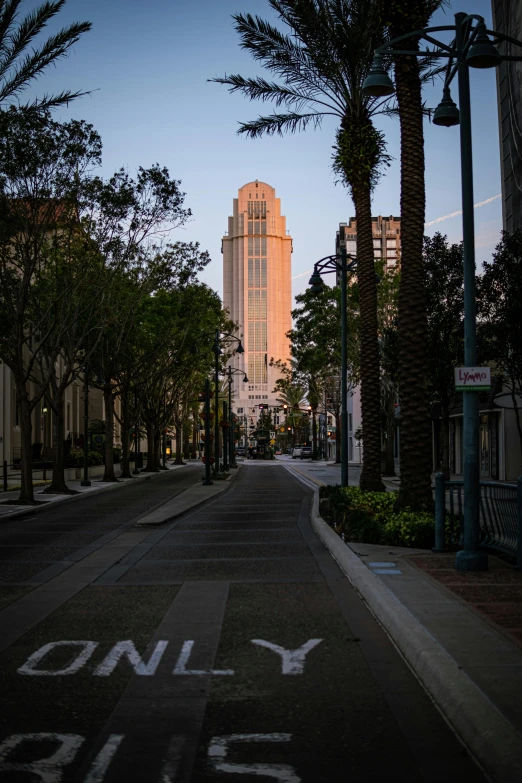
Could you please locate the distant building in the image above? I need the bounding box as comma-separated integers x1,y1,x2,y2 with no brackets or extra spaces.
333,216,401,463
492,0,522,232
222,181,292,417
336,215,401,274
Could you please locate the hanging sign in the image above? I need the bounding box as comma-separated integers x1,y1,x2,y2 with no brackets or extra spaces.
454,367,491,391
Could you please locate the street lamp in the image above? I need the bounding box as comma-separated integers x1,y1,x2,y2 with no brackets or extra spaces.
225,365,249,468
308,249,356,488
362,13,522,571
212,330,244,476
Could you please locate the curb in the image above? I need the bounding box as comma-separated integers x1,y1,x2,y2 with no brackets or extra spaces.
310,489,522,783
135,470,238,526
0,465,193,522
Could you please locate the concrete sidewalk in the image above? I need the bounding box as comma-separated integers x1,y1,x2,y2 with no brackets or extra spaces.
287,462,522,782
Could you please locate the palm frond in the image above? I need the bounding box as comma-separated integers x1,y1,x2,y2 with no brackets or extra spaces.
0,0,91,108
237,111,327,138
210,73,342,117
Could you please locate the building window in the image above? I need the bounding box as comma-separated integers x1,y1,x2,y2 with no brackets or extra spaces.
248,221,253,235
346,240,356,253
238,407,244,413
373,239,381,249
387,239,397,248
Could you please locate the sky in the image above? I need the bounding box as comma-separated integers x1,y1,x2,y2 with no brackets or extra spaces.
21,0,502,302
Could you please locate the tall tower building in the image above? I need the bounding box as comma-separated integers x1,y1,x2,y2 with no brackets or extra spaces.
222,180,292,412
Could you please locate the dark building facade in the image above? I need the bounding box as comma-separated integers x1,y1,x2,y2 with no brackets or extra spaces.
492,0,522,232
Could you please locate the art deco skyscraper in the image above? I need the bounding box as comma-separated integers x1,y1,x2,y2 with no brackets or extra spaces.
222,180,292,410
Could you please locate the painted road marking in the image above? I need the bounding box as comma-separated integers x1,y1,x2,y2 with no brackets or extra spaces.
368,562,396,568
17,638,322,677
251,639,322,675
372,569,402,575
93,640,169,677
173,640,235,676
17,641,98,676
0,732,301,782
0,733,85,782
208,733,301,782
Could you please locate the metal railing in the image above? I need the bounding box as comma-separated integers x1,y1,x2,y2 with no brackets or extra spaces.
434,475,522,565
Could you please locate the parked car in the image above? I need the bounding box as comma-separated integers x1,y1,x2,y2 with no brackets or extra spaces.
235,447,246,457
275,449,282,455
291,446,302,459
300,446,313,459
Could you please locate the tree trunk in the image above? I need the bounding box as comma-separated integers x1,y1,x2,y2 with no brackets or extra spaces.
379,1,435,510
44,388,74,494
384,392,396,477
102,388,118,482
120,389,132,479
154,428,162,469
175,422,185,465
143,422,158,472
352,184,385,492
192,413,198,459
18,387,35,504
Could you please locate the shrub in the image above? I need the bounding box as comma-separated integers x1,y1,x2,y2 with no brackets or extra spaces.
321,484,439,549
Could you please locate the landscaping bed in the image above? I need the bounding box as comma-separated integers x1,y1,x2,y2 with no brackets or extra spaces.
318,485,460,550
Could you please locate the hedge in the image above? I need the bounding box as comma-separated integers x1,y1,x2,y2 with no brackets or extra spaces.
319,485,460,550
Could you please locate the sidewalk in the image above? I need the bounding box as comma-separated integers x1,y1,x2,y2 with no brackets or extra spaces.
0,461,232,521
287,465,522,782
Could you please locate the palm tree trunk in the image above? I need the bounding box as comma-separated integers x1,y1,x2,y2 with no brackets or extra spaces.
352,184,385,492
394,53,433,510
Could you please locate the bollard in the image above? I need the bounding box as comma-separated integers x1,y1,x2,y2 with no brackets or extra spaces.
3,460,7,492
516,476,522,571
432,472,447,553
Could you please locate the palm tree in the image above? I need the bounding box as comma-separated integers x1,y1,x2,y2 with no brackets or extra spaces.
0,0,91,111
210,0,389,491
377,0,446,510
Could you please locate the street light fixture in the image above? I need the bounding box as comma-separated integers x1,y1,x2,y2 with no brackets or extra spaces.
362,13,522,571
224,365,248,469
308,249,356,488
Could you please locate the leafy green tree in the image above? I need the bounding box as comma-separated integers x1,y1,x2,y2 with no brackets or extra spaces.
423,233,464,478
377,0,446,509
211,0,389,491
477,230,522,460
0,108,101,503
286,282,359,462
376,261,400,476
0,0,91,110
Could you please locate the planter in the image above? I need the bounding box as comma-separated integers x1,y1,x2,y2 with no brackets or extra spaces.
220,421,230,428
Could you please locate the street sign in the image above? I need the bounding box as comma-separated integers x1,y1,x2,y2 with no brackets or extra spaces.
454,367,491,391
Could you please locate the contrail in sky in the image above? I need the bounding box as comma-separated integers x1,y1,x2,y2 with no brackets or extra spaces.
424,193,501,228
292,193,501,280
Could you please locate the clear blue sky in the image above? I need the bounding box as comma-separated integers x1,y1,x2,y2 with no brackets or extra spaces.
24,0,501,301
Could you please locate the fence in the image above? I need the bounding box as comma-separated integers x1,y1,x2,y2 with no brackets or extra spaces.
434,474,522,566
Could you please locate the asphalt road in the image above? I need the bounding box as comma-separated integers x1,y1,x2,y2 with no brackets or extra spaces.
0,463,485,782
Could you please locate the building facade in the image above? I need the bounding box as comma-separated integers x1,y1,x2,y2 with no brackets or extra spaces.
334,217,402,463
492,0,522,232
222,181,292,414
336,215,401,273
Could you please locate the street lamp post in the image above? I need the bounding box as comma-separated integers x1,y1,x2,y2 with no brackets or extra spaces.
211,330,244,476
225,365,249,469
309,248,356,488
362,12,522,571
